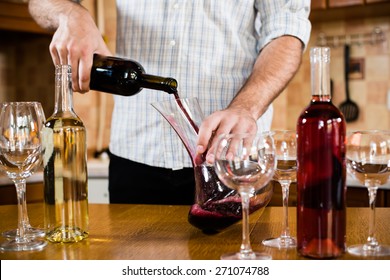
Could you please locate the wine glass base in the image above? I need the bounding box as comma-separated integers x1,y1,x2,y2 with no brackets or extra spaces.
262,236,296,249
2,227,45,239
221,251,272,260
0,239,47,252
347,244,390,257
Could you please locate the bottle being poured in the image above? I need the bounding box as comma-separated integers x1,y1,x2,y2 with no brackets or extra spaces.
90,54,178,96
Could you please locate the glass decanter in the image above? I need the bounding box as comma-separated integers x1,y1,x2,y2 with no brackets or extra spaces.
152,97,273,232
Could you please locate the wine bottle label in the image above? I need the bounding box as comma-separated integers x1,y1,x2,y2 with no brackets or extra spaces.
41,126,54,166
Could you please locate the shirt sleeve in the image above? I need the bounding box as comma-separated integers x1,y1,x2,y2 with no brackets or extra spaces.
255,0,312,52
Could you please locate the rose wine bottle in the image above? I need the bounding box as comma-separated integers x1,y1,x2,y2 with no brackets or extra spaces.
90,54,178,95
42,65,89,243
296,47,346,258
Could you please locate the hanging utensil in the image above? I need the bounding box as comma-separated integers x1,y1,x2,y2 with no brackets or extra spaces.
339,44,359,122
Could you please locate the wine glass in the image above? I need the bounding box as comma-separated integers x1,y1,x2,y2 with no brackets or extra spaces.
346,130,390,257
1,102,46,239
262,130,297,248
213,132,276,260
0,102,47,251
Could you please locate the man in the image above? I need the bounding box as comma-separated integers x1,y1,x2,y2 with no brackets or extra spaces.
29,0,311,204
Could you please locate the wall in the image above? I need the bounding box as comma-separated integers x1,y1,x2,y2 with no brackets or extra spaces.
0,31,54,116
272,16,390,132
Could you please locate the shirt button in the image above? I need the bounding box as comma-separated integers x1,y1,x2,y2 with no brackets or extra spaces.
170,40,176,46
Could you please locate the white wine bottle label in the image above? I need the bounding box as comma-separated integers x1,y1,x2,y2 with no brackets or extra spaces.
42,126,54,167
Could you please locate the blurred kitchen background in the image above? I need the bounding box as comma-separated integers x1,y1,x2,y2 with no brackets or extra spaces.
275,0,390,132
0,0,389,205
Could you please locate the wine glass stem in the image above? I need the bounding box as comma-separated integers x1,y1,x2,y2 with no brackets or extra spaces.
14,179,28,239
240,191,253,256
366,185,379,248
280,181,291,239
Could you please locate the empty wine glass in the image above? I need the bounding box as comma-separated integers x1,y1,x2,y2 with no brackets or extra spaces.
0,102,47,251
262,130,297,249
213,132,276,260
346,130,390,257
1,102,46,239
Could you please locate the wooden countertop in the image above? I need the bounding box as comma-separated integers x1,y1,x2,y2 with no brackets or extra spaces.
0,204,389,260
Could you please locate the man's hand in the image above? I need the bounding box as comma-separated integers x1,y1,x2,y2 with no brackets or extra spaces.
197,107,258,164
29,0,111,93
50,7,111,92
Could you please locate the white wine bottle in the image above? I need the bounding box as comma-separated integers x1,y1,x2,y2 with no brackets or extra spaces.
42,65,89,243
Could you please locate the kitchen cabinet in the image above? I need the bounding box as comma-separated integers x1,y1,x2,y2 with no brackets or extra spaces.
0,177,109,205
365,0,390,2
267,181,390,207
0,182,43,205
310,0,390,21
312,0,390,9
328,0,364,7
311,0,327,9
88,178,109,204
0,0,97,34
0,2,50,34
0,181,109,204
0,159,109,205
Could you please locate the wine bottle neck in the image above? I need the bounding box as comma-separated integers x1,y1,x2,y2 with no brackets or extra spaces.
310,47,331,101
139,74,178,94
54,65,76,116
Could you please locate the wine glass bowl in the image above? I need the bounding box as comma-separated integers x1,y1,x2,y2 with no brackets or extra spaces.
262,130,297,249
0,102,47,251
215,156,274,193
346,130,390,257
213,132,276,260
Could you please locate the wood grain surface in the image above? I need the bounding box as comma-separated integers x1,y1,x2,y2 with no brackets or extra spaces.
0,204,389,260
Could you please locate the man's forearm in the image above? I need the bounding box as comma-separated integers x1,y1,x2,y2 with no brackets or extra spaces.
28,0,84,31
230,35,304,120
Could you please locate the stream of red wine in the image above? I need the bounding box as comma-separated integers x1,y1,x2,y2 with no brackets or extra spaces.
173,92,199,134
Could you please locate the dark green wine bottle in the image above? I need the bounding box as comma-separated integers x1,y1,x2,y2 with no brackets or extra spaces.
90,54,178,96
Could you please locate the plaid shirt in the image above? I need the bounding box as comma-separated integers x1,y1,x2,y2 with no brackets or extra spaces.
110,0,311,169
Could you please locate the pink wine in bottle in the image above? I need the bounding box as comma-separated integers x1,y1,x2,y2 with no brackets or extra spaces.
296,47,346,259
